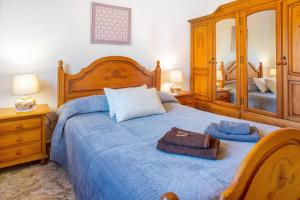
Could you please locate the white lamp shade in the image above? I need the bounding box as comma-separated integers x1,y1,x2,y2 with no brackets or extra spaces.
169,70,183,83
216,70,223,81
270,68,276,77
12,74,41,96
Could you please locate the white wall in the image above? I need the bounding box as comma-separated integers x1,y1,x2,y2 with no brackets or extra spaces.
0,0,232,109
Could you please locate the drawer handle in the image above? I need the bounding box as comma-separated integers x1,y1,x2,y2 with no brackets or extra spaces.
16,124,24,130
16,137,23,143
16,150,22,156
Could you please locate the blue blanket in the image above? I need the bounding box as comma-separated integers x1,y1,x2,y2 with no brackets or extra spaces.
51,94,278,200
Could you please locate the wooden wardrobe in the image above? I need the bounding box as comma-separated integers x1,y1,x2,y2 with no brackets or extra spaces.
189,0,300,128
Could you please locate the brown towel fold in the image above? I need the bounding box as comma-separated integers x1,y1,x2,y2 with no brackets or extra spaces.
157,137,220,160
164,127,211,149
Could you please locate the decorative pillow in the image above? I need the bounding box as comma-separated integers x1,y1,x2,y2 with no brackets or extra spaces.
248,81,258,91
224,83,236,92
113,88,166,122
265,78,276,94
104,85,147,118
253,78,268,93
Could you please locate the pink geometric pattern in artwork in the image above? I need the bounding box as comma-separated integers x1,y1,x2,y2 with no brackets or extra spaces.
91,3,131,44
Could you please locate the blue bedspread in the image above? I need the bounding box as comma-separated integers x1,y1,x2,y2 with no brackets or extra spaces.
51,94,278,200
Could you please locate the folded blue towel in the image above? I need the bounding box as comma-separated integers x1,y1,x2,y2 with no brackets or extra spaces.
218,120,250,135
205,123,260,143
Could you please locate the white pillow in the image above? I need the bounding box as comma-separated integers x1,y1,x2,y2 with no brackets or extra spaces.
253,78,268,93
265,78,276,94
104,85,147,118
113,88,166,122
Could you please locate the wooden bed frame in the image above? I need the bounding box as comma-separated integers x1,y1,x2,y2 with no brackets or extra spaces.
57,56,161,107
57,56,300,200
219,61,263,88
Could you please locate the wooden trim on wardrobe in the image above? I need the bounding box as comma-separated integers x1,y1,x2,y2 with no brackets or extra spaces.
212,13,242,109
188,0,284,23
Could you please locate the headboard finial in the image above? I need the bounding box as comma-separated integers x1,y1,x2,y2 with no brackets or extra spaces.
156,60,161,69
58,60,64,68
57,60,65,108
155,60,161,91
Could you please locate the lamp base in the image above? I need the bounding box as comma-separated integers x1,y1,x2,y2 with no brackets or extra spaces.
170,84,182,94
15,106,37,112
15,97,36,112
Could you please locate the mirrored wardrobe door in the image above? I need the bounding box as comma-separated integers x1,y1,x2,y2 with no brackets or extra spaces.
214,17,239,106
245,7,282,116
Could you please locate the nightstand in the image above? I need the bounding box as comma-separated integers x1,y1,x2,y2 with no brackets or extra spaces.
172,91,195,108
0,104,50,168
216,88,230,103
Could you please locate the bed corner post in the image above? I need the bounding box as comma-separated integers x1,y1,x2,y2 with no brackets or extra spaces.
220,61,225,88
57,60,65,108
258,62,263,78
155,60,161,91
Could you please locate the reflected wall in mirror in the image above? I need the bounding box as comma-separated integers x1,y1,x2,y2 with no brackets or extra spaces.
247,10,277,113
216,18,237,105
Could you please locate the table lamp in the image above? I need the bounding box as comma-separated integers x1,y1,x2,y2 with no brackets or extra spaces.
12,74,41,111
216,70,223,88
169,70,183,94
270,68,276,78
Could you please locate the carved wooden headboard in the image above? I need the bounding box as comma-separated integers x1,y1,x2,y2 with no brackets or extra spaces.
57,56,161,107
219,61,263,87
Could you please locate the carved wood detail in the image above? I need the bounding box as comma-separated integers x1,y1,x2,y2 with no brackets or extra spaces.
221,128,300,200
57,56,161,107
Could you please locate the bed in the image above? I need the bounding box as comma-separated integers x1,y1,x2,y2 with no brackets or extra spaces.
219,61,277,113
51,56,300,200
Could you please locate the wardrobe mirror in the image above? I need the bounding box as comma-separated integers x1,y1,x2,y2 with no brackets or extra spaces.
215,18,237,105
246,10,277,113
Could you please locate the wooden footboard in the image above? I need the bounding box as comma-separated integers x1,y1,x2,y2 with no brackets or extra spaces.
161,128,300,200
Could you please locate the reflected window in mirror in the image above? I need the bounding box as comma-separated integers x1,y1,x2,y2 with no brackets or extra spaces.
247,10,277,113
216,18,237,105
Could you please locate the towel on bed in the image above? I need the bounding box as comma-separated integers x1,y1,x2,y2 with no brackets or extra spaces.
164,127,211,148
157,136,220,160
218,120,250,135
205,123,260,143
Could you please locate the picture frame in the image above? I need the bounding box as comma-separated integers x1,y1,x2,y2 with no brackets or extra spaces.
91,3,131,44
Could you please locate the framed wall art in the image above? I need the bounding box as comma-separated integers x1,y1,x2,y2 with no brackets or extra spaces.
91,3,131,44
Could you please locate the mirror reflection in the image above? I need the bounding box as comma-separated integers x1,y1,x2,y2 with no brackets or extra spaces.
247,10,277,113
216,18,237,105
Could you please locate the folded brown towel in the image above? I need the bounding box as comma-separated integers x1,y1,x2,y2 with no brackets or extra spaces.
164,127,211,148
157,135,220,160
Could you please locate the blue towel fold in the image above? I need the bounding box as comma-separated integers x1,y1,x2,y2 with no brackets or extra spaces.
218,120,250,135
205,123,260,143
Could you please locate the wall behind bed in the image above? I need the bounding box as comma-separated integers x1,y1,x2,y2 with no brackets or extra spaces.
0,0,232,109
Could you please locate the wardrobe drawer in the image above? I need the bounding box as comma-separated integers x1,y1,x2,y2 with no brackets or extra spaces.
0,130,41,149
0,118,41,134
0,142,41,162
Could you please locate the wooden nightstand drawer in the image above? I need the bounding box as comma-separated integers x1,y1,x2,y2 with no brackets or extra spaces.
216,91,229,99
177,96,194,105
0,142,41,162
173,91,195,108
0,104,49,168
0,118,41,134
0,130,41,149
